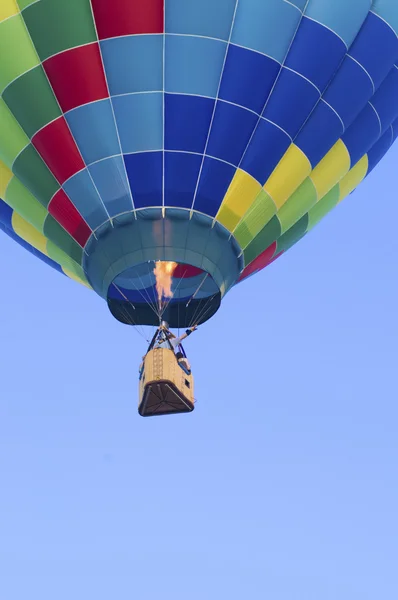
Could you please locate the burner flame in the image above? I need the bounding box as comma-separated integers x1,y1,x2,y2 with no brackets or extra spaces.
153,261,177,302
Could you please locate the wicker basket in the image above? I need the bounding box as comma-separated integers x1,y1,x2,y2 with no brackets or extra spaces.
139,348,194,417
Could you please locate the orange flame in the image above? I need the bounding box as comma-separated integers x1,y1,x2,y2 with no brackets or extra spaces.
153,261,177,302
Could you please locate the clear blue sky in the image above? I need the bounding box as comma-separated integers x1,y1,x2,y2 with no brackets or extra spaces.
0,145,397,600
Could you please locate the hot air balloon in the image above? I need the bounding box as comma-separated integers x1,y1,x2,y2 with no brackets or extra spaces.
0,0,397,415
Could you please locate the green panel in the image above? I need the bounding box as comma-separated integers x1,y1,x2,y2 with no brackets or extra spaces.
0,99,29,166
13,145,59,207
5,177,47,232
234,190,276,248
278,178,317,234
233,223,252,250
276,215,309,255
0,14,39,94
43,216,83,265
17,0,38,9
68,266,90,286
243,215,282,266
22,0,97,62
47,241,87,282
308,185,340,231
3,66,61,138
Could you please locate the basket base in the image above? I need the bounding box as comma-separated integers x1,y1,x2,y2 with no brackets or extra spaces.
139,380,195,417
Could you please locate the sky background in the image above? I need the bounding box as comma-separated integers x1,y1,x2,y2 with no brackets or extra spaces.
0,144,397,600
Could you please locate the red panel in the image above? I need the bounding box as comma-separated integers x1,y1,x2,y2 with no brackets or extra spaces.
43,43,108,113
174,264,204,279
49,189,92,247
238,243,280,282
92,0,164,39
32,117,85,184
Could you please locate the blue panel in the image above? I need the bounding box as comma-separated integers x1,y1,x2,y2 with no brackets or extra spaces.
372,1,398,36
370,68,398,131
349,12,398,89
241,119,291,184
164,151,202,209
393,118,398,143
322,56,374,129
342,104,382,166
89,156,133,217
165,94,214,153
285,17,346,91
101,35,163,95
0,222,63,274
296,101,344,166
124,152,163,208
115,263,154,291
263,68,320,138
113,93,163,154
108,283,124,301
165,35,226,98
207,101,258,166
290,0,307,8
232,0,301,63
0,199,13,228
193,157,236,216
63,169,109,230
166,0,236,40
305,0,369,48
65,100,120,166
367,125,395,173
219,45,280,114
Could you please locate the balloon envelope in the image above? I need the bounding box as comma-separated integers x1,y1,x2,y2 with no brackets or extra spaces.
0,0,397,326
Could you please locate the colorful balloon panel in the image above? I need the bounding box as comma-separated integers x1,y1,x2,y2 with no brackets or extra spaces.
0,0,397,326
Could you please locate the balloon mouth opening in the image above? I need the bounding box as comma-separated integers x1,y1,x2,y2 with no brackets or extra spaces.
107,260,221,328
83,208,244,326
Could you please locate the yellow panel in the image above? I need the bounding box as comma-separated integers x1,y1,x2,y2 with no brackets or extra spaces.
0,0,19,22
264,144,312,209
0,160,13,196
11,212,48,255
216,169,262,231
310,140,351,201
63,268,92,289
338,154,369,202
